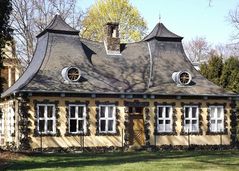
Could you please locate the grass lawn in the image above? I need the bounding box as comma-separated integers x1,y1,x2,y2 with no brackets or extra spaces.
4,150,239,171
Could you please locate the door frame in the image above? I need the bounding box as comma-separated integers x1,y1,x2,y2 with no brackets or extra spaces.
124,100,149,147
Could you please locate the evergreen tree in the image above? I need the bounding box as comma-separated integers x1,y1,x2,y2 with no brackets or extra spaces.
0,0,12,94
200,55,223,86
220,57,239,93
200,56,239,93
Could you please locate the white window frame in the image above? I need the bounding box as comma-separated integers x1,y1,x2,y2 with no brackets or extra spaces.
209,105,224,132
37,104,56,134
157,105,173,133
68,104,87,134
184,105,199,133
99,105,116,133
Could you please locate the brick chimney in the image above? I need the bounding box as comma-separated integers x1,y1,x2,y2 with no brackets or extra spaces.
104,22,120,55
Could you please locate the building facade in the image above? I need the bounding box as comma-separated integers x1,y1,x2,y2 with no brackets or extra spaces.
0,15,238,151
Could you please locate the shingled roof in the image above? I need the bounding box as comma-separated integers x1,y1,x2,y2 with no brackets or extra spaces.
1,15,235,98
142,22,183,41
37,15,79,38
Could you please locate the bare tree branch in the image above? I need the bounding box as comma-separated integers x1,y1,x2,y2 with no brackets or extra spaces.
11,0,85,67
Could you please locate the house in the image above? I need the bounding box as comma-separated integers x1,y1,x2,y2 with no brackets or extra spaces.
1,40,20,91
0,15,237,151
0,40,21,146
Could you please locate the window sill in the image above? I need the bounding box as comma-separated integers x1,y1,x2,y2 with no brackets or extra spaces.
96,132,119,136
180,131,203,136
34,133,57,137
154,132,177,136
206,130,228,135
65,132,89,136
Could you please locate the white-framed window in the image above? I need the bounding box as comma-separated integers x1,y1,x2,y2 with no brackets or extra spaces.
68,104,87,133
7,106,14,141
157,105,173,132
209,106,224,132
37,104,56,134
184,105,199,133
99,105,116,133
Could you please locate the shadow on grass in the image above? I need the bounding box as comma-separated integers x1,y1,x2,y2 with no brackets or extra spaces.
6,150,239,170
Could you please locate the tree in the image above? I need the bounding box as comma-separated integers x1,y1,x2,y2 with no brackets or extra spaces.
81,0,147,42
220,57,239,92
200,55,239,93
200,55,223,86
0,0,12,93
229,5,239,42
11,0,84,65
184,37,211,62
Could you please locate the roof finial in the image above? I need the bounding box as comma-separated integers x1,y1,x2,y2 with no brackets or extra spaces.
158,12,161,23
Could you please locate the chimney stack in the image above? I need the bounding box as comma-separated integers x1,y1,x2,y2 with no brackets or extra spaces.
104,22,120,55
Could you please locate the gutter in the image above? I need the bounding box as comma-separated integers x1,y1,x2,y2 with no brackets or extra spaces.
10,90,238,99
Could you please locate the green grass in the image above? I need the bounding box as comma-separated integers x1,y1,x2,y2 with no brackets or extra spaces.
5,150,239,171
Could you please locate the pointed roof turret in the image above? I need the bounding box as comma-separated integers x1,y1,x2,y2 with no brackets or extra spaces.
37,15,79,38
143,23,183,41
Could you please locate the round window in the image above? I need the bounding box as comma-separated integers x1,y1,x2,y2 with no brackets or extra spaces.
179,72,191,85
67,67,80,81
179,72,190,85
61,67,81,82
172,71,192,86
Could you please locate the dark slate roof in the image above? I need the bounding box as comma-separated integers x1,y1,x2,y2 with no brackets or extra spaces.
142,22,183,41
1,15,235,98
37,15,79,38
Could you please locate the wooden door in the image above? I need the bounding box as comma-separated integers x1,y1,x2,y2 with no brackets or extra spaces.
129,114,145,146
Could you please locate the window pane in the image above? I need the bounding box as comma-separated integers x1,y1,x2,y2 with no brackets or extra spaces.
108,120,114,131
217,107,222,118
100,120,106,132
158,107,163,118
158,120,163,125
70,106,75,118
47,106,53,118
165,107,170,118
165,120,170,124
192,120,197,124
70,119,77,132
47,120,53,132
100,107,105,117
210,107,215,118
192,124,197,132
211,122,216,132
165,124,171,132
185,107,189,118
38,106,45,118
185,120,190,125
78,106,84,118
184,125,190,132
192,107,197,118
39,120,45,132
217,120,223,131
158,124,164,131
192,120,198,132
78,120,84,132
108,106,114,118
211,120,216,124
